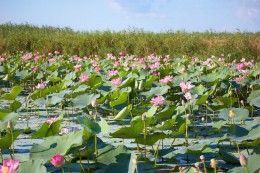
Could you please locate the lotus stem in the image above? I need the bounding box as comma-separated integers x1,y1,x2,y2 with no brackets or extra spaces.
244,166,249,173
78,151,84,172
61,166,65,173
154,140,161,169
64,157,72,173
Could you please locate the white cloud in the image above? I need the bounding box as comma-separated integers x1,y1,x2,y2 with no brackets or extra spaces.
105,0,124,12
236,6,260,21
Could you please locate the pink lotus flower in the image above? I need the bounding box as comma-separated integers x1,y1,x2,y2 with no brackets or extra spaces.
180,81,195,93
33,66,38,72
91,99,98,107
54,51,60,55
22,53,33,61
73,55,80,61
150,95,166,106
184,92,198,104
107,70,118,77
36,82,45,89
48,58,56,63
94,66,101,72
50,154,64,167
111,78,122,86
159,75,173,84
235,63,246,72
0,57,5,62
113,61,120,67
59,128,70,135
45,117,59,124
0,159,19,173
91,60,98,67
119,51,123,56
236,76,244,82
79,74,89,83
74,64,82,72
34,56,39,61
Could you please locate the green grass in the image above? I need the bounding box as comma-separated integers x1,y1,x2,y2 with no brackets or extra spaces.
0,23,259,60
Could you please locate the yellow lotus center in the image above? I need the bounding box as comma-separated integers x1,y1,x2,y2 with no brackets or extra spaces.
1,166,8,173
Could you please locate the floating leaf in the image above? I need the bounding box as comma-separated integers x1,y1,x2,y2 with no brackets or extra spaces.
114,105,132,120
0,86,23,100
78,116,109,134
30,130,84,162
135,132,167,146
18,159,47,173
247,90,260,107
31,120,61,139
218,148,240,164
218,108,249,121
72,93,100,108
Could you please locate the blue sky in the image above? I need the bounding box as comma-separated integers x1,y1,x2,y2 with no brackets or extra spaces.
0,0,260,32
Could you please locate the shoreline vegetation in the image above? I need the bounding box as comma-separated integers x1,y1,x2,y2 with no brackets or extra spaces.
0,23,259,60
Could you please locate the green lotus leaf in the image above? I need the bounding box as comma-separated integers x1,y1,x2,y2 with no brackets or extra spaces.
140,85,170,96
114,104,132,120
247,90,260,107
0,86,23,100
97,145,136,173
88,75,103,89
110,126,141,139
30,129,85,162
227,124,260,144
118,77,134,89
214,97,238,108
31,120,61,139
248,152,260,173
218,108,249,121
30,81,66,100
142,76,158,87
170,122,186,137
18,159,47,173
78,116,109,135
135,132,167,146
178,142,211,155
0,130,22,149
0,109,11,120
14,70,30,80
72,93,100,108
10,100,22,112
155,106,176,119
0,130,22,150
218,148,240,164
228,167,246,173
191,84,207,95
110,88,131,107
0,112,19,131
195,95,209,105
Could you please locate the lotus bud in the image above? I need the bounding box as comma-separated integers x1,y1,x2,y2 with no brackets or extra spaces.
240,100,244,106
200,155,205,163
161,121,165,126
201,117,205,122
91,99,98,107
181,99,185,106
229,110,235,118
194,162,200,169
228,90,232,96
7,120,12,129
186,114,190,120
206,100,209,106
239,154,247,167
210,159,218,169
142,114,146,121
250,84,253,90
132,158,138,165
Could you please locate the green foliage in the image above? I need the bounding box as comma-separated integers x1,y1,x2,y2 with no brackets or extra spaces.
0,23,259,60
